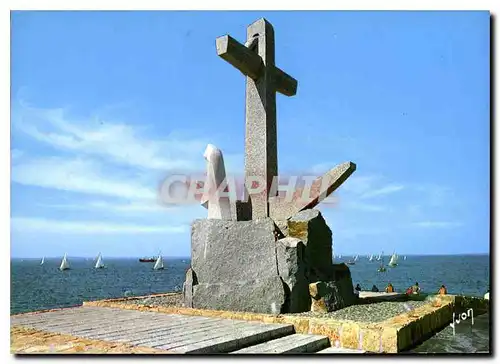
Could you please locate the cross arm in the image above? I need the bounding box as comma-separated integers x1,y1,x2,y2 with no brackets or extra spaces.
216,35,264,80
274,67,297,96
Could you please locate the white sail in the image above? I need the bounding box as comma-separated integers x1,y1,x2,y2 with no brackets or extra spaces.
369,254,373,261
404,256,407,260
153,254,164,270
95,253,104,269
388,252,398,266
354,255,358,261
59,253,70,271
40,257,44,265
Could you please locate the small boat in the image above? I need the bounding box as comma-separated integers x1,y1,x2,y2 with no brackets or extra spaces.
354,255,359,262
388,252,398,267
139,257,156,262
95,252,105,269
378,264,387,272
153,253,164,270
346,260,355,265
59,253,70,271
404,256,407,261
40,257,44,265
376,252,383,261
369,254,374,262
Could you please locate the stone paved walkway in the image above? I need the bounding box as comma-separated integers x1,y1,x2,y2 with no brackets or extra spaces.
11,306,366,354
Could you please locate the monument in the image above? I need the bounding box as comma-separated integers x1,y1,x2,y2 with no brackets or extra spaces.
183,18,357,314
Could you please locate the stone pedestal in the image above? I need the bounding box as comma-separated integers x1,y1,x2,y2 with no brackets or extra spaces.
183,209,356,314
184,218,286,314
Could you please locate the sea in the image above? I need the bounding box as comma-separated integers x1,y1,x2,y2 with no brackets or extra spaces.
11,254,490,353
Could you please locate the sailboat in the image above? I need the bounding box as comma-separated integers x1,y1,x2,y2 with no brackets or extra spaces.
377,256,387,272
40,257,45,265
95,253,105,269
59,253,70,271
404,256,407,261
369,254,374,262
354,255,359,262
153,252,164,270
376,252,383,261
388,252,398,267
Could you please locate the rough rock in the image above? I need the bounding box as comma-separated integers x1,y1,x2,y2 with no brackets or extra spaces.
192,278,286,314
182,268,196,308
287,209,333,282
330,263,357,309
186,218,286,314
276,237,310,313
309,264,357,312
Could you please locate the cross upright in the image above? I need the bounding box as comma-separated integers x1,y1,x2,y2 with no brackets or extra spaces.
216,18,298,219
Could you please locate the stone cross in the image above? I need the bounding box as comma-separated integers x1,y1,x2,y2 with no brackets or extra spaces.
216,18,297,219
216,18,356,222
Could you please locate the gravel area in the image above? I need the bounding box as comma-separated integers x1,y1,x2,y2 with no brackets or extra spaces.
289,301,430,323
116,294,430,323
125,293,184,307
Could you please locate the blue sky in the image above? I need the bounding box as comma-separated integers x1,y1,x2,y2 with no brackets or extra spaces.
10,11,490,257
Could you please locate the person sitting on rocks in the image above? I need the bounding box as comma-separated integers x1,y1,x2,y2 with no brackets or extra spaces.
438,285,447,295
355,283,362,292
411,282,421,294
371,285,379,292
385,283,395,293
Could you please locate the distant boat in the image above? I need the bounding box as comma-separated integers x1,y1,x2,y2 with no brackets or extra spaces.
339,255,342,259
40,257,44,265
95,253,105,269
377,255,387,272
354,255,359,262
388,252,398,267
376,252,382,261
59,253,70,271
404,256,407,261
369,254,374,262
139,257,156,263
153,253,164,270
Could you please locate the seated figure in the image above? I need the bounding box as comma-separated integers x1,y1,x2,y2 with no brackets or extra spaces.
438,285,447,295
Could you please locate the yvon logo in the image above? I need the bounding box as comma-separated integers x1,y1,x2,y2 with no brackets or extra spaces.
449,308,474,336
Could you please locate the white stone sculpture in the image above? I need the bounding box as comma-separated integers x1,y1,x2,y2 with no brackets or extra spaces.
201,144,232,219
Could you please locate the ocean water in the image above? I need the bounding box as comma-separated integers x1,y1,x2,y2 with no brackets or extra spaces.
11,254,490,353
11,257,190,315
345,254,490,296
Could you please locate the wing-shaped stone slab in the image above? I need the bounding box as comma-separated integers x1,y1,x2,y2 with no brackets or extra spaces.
269,161,356,221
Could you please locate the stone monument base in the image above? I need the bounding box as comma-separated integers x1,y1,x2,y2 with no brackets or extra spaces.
183,209,356,314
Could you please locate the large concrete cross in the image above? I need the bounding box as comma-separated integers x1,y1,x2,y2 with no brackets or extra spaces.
216,18,296,219
216,18,356,221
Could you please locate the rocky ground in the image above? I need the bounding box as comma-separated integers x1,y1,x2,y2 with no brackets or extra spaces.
289,300,429,322
120,293,429,323
127,293,184,307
